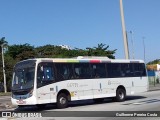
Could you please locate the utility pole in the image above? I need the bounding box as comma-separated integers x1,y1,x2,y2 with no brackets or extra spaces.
1,43,7,93
143,37,146,62
130,31,135,59
120,0,129,59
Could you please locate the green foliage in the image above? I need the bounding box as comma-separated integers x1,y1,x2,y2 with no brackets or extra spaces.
147,59,160,65
86,43,117,59
6,43,34,60
0,41,116,92
35,45,63,58
0,37,8,46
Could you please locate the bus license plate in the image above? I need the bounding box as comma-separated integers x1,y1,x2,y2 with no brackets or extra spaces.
16,100,26,104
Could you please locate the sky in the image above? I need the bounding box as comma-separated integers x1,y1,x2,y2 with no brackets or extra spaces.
0,0,160,63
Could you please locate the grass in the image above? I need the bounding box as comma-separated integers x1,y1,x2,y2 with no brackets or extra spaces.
0,92,11,96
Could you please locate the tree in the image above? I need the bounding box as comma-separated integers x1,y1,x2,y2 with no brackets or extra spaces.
86,43,117,59
6,43,35,60
0,37,8,46
147,59,160,65
1,42,117,92
4,55,16,91
35,45,63,58
34,43,116,59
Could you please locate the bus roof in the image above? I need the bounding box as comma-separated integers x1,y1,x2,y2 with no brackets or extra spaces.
20,56,144,64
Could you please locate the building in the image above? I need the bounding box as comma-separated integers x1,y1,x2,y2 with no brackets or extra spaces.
147,64,160,71
59,45,72,50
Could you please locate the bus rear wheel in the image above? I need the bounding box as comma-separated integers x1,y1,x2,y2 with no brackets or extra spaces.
57,93,68,109
115,88,126,102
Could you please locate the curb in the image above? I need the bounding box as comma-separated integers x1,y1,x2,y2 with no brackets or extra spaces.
149,89,160,91
149,86,160,91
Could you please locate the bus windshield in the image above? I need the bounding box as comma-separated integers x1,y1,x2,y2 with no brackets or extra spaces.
12,60,36,91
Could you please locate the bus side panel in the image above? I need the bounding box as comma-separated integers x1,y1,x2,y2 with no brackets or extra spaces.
37,85,52,104
93,78,116,98
51,80,94,103
131,76,148,94
63,80,93,100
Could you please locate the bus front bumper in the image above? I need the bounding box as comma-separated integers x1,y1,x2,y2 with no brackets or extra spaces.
11,95,37,106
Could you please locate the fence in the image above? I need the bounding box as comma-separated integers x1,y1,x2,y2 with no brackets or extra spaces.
148,76,160,91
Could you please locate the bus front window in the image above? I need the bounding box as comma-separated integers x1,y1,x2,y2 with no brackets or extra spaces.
12,60,36,93
12,67,35,90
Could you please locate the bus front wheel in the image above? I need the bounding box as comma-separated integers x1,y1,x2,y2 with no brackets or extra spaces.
57,93,68,109
115,88,126,102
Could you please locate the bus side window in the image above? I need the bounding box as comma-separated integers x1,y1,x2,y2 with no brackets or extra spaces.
91,63,106,78
73,63,91,79
107,63,121,78
74,68,80,78
43,67,54,80
134,63,146,77
121,63,134,77
55,63,73,81
37,63,55,88
37,66,43,83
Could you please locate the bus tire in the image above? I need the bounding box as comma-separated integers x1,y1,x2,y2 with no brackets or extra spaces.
57,93,68,109
115,88,126,102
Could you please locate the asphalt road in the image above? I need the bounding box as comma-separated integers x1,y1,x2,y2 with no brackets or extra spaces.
0,96,12,110
0,96,11,103
0,90,160,120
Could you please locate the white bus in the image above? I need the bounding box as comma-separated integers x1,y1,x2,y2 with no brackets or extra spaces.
11,56,148,109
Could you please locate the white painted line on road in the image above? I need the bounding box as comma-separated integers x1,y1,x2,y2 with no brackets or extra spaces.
132,102,144,105
122,99,160,106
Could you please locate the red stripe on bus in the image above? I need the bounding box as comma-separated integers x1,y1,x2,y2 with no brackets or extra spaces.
90,60,100,63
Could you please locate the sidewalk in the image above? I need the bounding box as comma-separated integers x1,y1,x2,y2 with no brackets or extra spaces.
149,83,160,91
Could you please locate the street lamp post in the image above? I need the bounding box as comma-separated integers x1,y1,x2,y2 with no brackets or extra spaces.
120,0,129,59
130,31,135,59
1,43,7,93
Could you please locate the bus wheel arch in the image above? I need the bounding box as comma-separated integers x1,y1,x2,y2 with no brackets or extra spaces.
115,85,126,102
56,89,71,109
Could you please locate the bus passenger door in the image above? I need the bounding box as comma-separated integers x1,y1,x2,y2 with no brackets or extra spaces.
73,63,94,100
91,63,108,98
36,63,55,104
77,79,93,100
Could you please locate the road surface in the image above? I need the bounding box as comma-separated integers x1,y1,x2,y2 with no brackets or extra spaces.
0,90,160,120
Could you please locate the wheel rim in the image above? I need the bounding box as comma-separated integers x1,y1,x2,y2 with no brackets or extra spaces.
60,97,67,105
119,91,124,100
